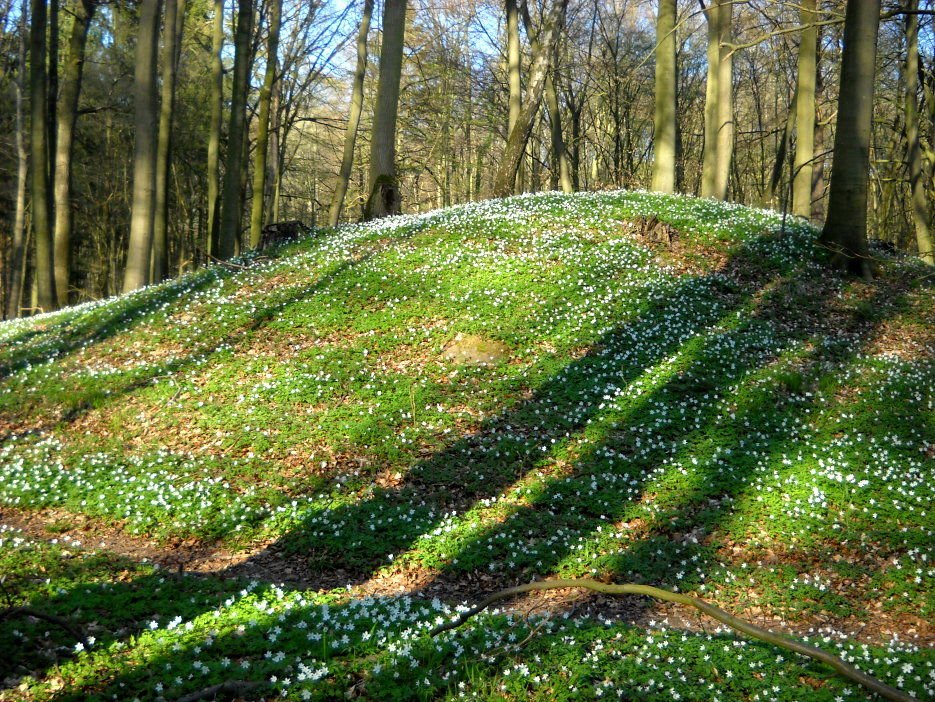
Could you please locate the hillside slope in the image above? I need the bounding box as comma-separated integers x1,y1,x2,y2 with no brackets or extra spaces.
1,191,933,701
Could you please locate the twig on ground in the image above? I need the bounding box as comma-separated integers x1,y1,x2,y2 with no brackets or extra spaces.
429,578,915,702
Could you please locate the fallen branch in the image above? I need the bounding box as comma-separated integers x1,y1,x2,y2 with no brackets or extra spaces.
0,606,90,651
175,680,266,702
430,579,915,702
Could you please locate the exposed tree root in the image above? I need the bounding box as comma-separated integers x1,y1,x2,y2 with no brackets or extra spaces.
175,680,266,702
429,579,916,702
0,606,89,651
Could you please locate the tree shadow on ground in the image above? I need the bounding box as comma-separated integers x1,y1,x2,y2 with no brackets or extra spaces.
2,226,931,698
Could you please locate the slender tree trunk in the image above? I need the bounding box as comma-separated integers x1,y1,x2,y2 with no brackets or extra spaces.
152,0,186,282
270,78,281,223
47,0,58,189
792,0,817,219
123,0,161,292
819,0,880,279
6,0,29,319
205,0,224,257
492,0,568,199
904,0,933,265
713,0,733,200
520,2,571,194
53,0,96,307
700,1,719,198
763,92,796,208
30,0,57,310
328,0,372,227
652,0,676,193
249,0,282,246
364,0,406,220
506,0,522,194
218,0,254,257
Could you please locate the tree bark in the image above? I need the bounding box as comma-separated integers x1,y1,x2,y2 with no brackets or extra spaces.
123,0,161,292
652,0,677,193
792,0,817,219
53,0,96,307
700,1,719,198
506,0,522,194
205,0,224,257
519,2,571,194
713,0,733,200
6,0,29,319
492,0,568,199
152,0,186,282
30,0,57,310
218,0,254,257
819,0,880,279
328,0,372,227
904,0,933,265
249,0,282,246
364,0,407,220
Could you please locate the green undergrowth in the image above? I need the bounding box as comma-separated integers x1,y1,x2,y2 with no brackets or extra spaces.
1,531,932,701
1,190,933,699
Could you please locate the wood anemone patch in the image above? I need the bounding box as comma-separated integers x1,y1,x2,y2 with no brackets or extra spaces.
441,334,510,366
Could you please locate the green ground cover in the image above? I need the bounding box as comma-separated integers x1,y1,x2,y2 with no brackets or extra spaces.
1,191,933,700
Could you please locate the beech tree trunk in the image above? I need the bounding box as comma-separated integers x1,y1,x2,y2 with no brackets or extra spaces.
364,0,407,220
819,0,880,279
792,0,817,219
713,0,733,200
506,0,522,194
249,0,282,247
652,0,676,193
492,0,568,199
123,0,161,292
205,0,224,257
520,2,571,194
904,0,933,265
328,0,373,227
53,0,96,307
700,0,731,200
6,0,29,319
218,0,254,257
153,0,186,282
30,0,57,310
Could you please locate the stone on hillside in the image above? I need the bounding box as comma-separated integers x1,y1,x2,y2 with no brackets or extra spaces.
442,334,510,366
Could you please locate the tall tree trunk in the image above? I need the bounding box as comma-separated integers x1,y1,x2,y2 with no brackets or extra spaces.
904,0,933,265
520,2,571,194
506,0,524,194
700,0,719,198
205,0,224,257
30,0,57,310
328,0,372,227
363,0,406,220
792,0,817,219
249,0,282,246
152,0,186,283
492,0,568,199
53,0,96,307
123,0,161,292
819,0,880,280
652,0,676,193
218,0,254,257
269,77,281,223
6,0,29,319
713,0,733,200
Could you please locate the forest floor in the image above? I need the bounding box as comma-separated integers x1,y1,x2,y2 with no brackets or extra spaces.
1,191,933,701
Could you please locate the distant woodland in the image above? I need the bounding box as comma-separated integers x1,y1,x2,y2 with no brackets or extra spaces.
0,0,933,316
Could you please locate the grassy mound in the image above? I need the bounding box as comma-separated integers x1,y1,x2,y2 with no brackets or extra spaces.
1,191,933,700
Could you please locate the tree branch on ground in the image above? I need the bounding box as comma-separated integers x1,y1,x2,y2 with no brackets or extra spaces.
429,579,915,702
